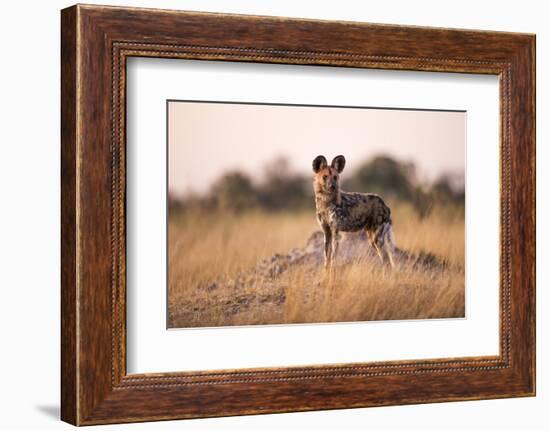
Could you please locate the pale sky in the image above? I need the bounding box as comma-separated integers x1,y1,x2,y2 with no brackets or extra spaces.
168,101,465,197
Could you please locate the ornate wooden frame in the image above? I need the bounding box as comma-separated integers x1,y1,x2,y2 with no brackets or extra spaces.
61,4,535,425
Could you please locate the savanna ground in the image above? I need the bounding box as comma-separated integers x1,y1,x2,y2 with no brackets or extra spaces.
167,202,465,328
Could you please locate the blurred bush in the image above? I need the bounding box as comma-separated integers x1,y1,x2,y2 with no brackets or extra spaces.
343,156,464,219
210,171,259,212
256,157,311,211
342,155,417,202
169,155,464,218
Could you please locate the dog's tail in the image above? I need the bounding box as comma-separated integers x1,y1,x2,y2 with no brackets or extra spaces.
380,221,396,251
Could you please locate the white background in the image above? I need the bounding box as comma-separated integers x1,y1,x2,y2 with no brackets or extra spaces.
0,0,546,430
127,60,499,373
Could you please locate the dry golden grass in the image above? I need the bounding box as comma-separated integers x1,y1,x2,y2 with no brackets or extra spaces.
168,203,464,328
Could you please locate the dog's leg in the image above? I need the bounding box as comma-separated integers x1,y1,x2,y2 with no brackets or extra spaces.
367,230,375,246
372,242,385,264
384,244,395,268
370,226,385,264
322,225,332,269
331,229,339,266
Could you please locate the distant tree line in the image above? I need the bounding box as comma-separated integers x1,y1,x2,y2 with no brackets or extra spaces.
169,155,464,219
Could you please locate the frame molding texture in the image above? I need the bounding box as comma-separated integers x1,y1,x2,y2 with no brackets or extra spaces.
61,4,535,425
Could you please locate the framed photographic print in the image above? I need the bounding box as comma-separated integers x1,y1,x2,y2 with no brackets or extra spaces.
165,100,466,330
61,4,536,425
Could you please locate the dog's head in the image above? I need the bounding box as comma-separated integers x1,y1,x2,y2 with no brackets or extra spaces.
312,155,346,194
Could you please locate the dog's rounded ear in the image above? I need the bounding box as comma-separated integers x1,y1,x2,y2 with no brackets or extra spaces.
312,155,328,173
331,155,346,173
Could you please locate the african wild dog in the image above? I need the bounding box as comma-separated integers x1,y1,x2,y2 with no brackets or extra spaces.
312,155,395,269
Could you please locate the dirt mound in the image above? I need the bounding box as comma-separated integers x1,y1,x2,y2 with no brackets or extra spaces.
221,230,447,291
256,230,444,273
170,230,456,328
